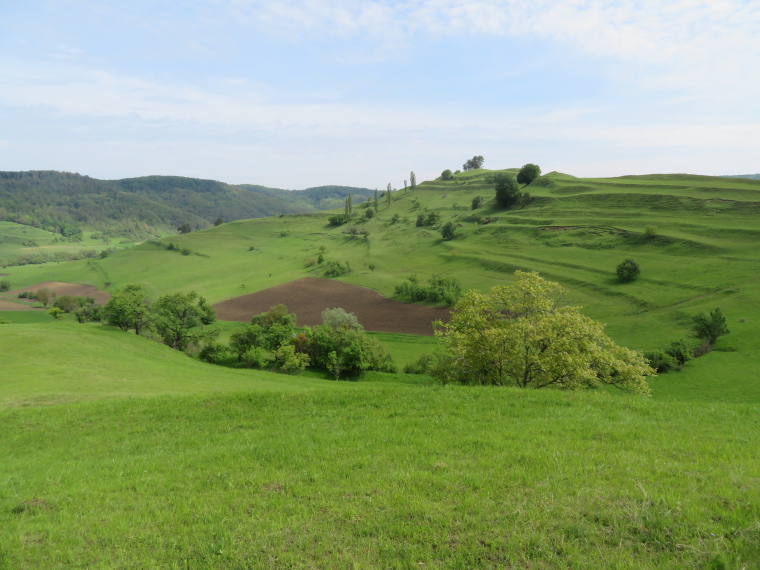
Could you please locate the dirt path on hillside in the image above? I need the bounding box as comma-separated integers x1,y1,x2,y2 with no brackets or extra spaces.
213,277,451,335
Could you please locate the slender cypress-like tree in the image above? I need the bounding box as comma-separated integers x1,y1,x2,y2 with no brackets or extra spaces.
410,171,417,193
374,189,379,213
386,183,392,207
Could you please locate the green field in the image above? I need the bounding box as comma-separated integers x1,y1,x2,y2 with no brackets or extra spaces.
2,170,760,567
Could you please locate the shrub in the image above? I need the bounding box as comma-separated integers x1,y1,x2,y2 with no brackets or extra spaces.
644,350,677,373
0,279,10,292
616,259,640,283
644,225,658,238
471,196,483,210
440,222,456,241
441,169,454,181
328,214,345,226
665,339,693,367
199,343,228,364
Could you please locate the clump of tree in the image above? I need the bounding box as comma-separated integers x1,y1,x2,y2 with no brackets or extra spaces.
228,305,394,378
416,212,440,227
103,285,152,334
463,156,484,171
616,259,640,283
494,173,523,208
431,271,653,394
323,260,351,277
516,163,541,186
395,275,462,306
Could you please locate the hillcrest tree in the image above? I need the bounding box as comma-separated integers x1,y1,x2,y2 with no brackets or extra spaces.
493,173,521,208
463,156,484,171
517,164,541,186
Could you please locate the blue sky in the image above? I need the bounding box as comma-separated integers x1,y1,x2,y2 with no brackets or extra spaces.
1,0,758,189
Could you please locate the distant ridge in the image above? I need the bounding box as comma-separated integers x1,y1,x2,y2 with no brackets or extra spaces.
0,171,372,240
722,174,760,180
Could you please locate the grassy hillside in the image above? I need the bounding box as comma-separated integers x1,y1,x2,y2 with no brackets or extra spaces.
6,169,759,383
1,374,758,567
3,167,760,567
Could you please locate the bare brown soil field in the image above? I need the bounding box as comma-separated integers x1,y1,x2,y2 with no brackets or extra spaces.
3,282,111,306
0,299,38,311
213,277,451,335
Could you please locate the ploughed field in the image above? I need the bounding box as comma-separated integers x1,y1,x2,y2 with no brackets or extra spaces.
213,277,451,335
0,281,111,310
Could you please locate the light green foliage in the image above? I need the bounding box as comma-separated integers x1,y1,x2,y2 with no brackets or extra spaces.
53,294,80,313
692,308,730,345
274,344,310,373
616,259,641,282
47,307,64,320
517,163,541,186
434,271,653,394
304,323,396,379
153,291,217,351
321,307,363,330
644,224,659,237
103,284,152,334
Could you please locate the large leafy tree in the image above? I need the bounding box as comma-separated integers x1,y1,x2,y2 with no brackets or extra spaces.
103,284,152,334
433,271,653,395
153,291,217,351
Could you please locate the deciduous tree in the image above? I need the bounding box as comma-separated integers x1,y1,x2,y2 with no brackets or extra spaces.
433,271,653,394
494,173,521,208
692,308,730,345
463,156,484,171
153,291,217,351
517,163,541,186
103,284,152,334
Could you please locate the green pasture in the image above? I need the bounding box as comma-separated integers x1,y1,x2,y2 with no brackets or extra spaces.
5,170,760,389
1,384,758,568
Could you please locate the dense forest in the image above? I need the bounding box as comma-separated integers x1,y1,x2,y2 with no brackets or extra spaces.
0,171,373,240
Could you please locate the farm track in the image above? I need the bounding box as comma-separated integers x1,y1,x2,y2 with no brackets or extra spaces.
213,277,451,335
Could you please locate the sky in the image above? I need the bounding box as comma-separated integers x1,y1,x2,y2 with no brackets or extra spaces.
1,0,758,189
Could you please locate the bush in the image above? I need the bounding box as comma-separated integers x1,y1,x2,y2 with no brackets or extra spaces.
328,215,345,226
199,343,228,364
440,222,456,241
471,196,483,210
616,259,640,283
665,339,693,367
644,350,677,373
0,279,10,292
395,275,461,306
644,225,658,238
441,169,454,181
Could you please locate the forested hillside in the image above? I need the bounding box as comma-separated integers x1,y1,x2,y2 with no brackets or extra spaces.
0,171,372,240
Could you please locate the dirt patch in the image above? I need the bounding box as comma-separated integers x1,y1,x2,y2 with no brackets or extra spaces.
6,282,111,305
213,277,451,335
0,299,41,311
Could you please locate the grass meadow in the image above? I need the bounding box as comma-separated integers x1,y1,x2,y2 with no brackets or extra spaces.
2,171,760,567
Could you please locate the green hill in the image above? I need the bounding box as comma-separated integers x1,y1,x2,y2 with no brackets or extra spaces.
0,171,373,243
3,168,760,567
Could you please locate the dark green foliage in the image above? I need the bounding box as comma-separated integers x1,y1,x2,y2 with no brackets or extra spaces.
152,291,217,351
616,259,640,282
471,196,483,210
665,339,694,367
395,275,462,306
177,223,192,234
644,350,678,373
328,214,345,226
0,279,10,292
494,173,521,208
462,156,484,171
440,222,456,241
199,342,228,364
415,214,425,227
692,308,730,345
214,217,224,226
441,169,454,181
517,163,542,186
